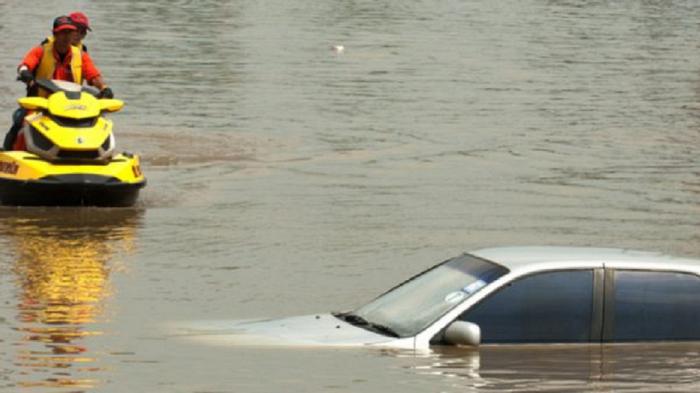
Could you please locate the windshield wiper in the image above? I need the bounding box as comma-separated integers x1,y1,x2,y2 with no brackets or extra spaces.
333,312,368,326
366,322,400,338
332,312,400,338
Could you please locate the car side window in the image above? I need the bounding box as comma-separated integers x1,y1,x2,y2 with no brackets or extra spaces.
460,270,594,343
611,270,700,341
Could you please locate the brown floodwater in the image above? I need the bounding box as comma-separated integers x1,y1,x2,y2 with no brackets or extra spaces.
0,0,699,391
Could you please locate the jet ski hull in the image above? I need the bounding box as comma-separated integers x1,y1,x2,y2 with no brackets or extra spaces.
0,175,145,207
0,151,146,207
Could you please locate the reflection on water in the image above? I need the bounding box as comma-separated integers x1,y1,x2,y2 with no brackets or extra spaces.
0,208,142,390
403,344,700,392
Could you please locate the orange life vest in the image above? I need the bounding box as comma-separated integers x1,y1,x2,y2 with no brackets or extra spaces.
34,41,82,97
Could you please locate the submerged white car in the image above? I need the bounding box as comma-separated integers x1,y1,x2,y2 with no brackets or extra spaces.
184,247,700,349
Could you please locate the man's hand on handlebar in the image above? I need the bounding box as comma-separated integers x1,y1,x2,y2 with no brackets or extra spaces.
17,68,34,85
99,87,114,99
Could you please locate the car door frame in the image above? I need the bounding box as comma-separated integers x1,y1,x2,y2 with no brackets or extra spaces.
600,263,700,342
414,260,606,349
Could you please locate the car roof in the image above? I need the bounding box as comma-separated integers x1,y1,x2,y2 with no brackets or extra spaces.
469,246,700,273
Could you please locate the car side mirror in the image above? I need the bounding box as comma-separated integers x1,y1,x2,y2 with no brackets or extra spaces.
444,321,481,347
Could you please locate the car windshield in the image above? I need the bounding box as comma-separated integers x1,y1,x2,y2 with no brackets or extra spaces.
347,254,508,337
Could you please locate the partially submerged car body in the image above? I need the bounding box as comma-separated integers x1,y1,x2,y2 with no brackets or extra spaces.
419,246,700,348
182,247,700,349
186,314,413,348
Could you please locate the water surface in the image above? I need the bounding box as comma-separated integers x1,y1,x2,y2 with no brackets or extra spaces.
0,0,699,391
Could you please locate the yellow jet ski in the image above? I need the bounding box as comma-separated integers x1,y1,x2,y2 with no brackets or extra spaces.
0,79,146,206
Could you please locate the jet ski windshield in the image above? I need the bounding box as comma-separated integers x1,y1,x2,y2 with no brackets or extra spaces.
35,79,100,97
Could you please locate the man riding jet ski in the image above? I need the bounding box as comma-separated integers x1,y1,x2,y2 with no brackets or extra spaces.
0,79,146,206
0,15,144,206
5,15,112,150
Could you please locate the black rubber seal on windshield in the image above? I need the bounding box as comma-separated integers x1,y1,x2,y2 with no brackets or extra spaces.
65,91,81,100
